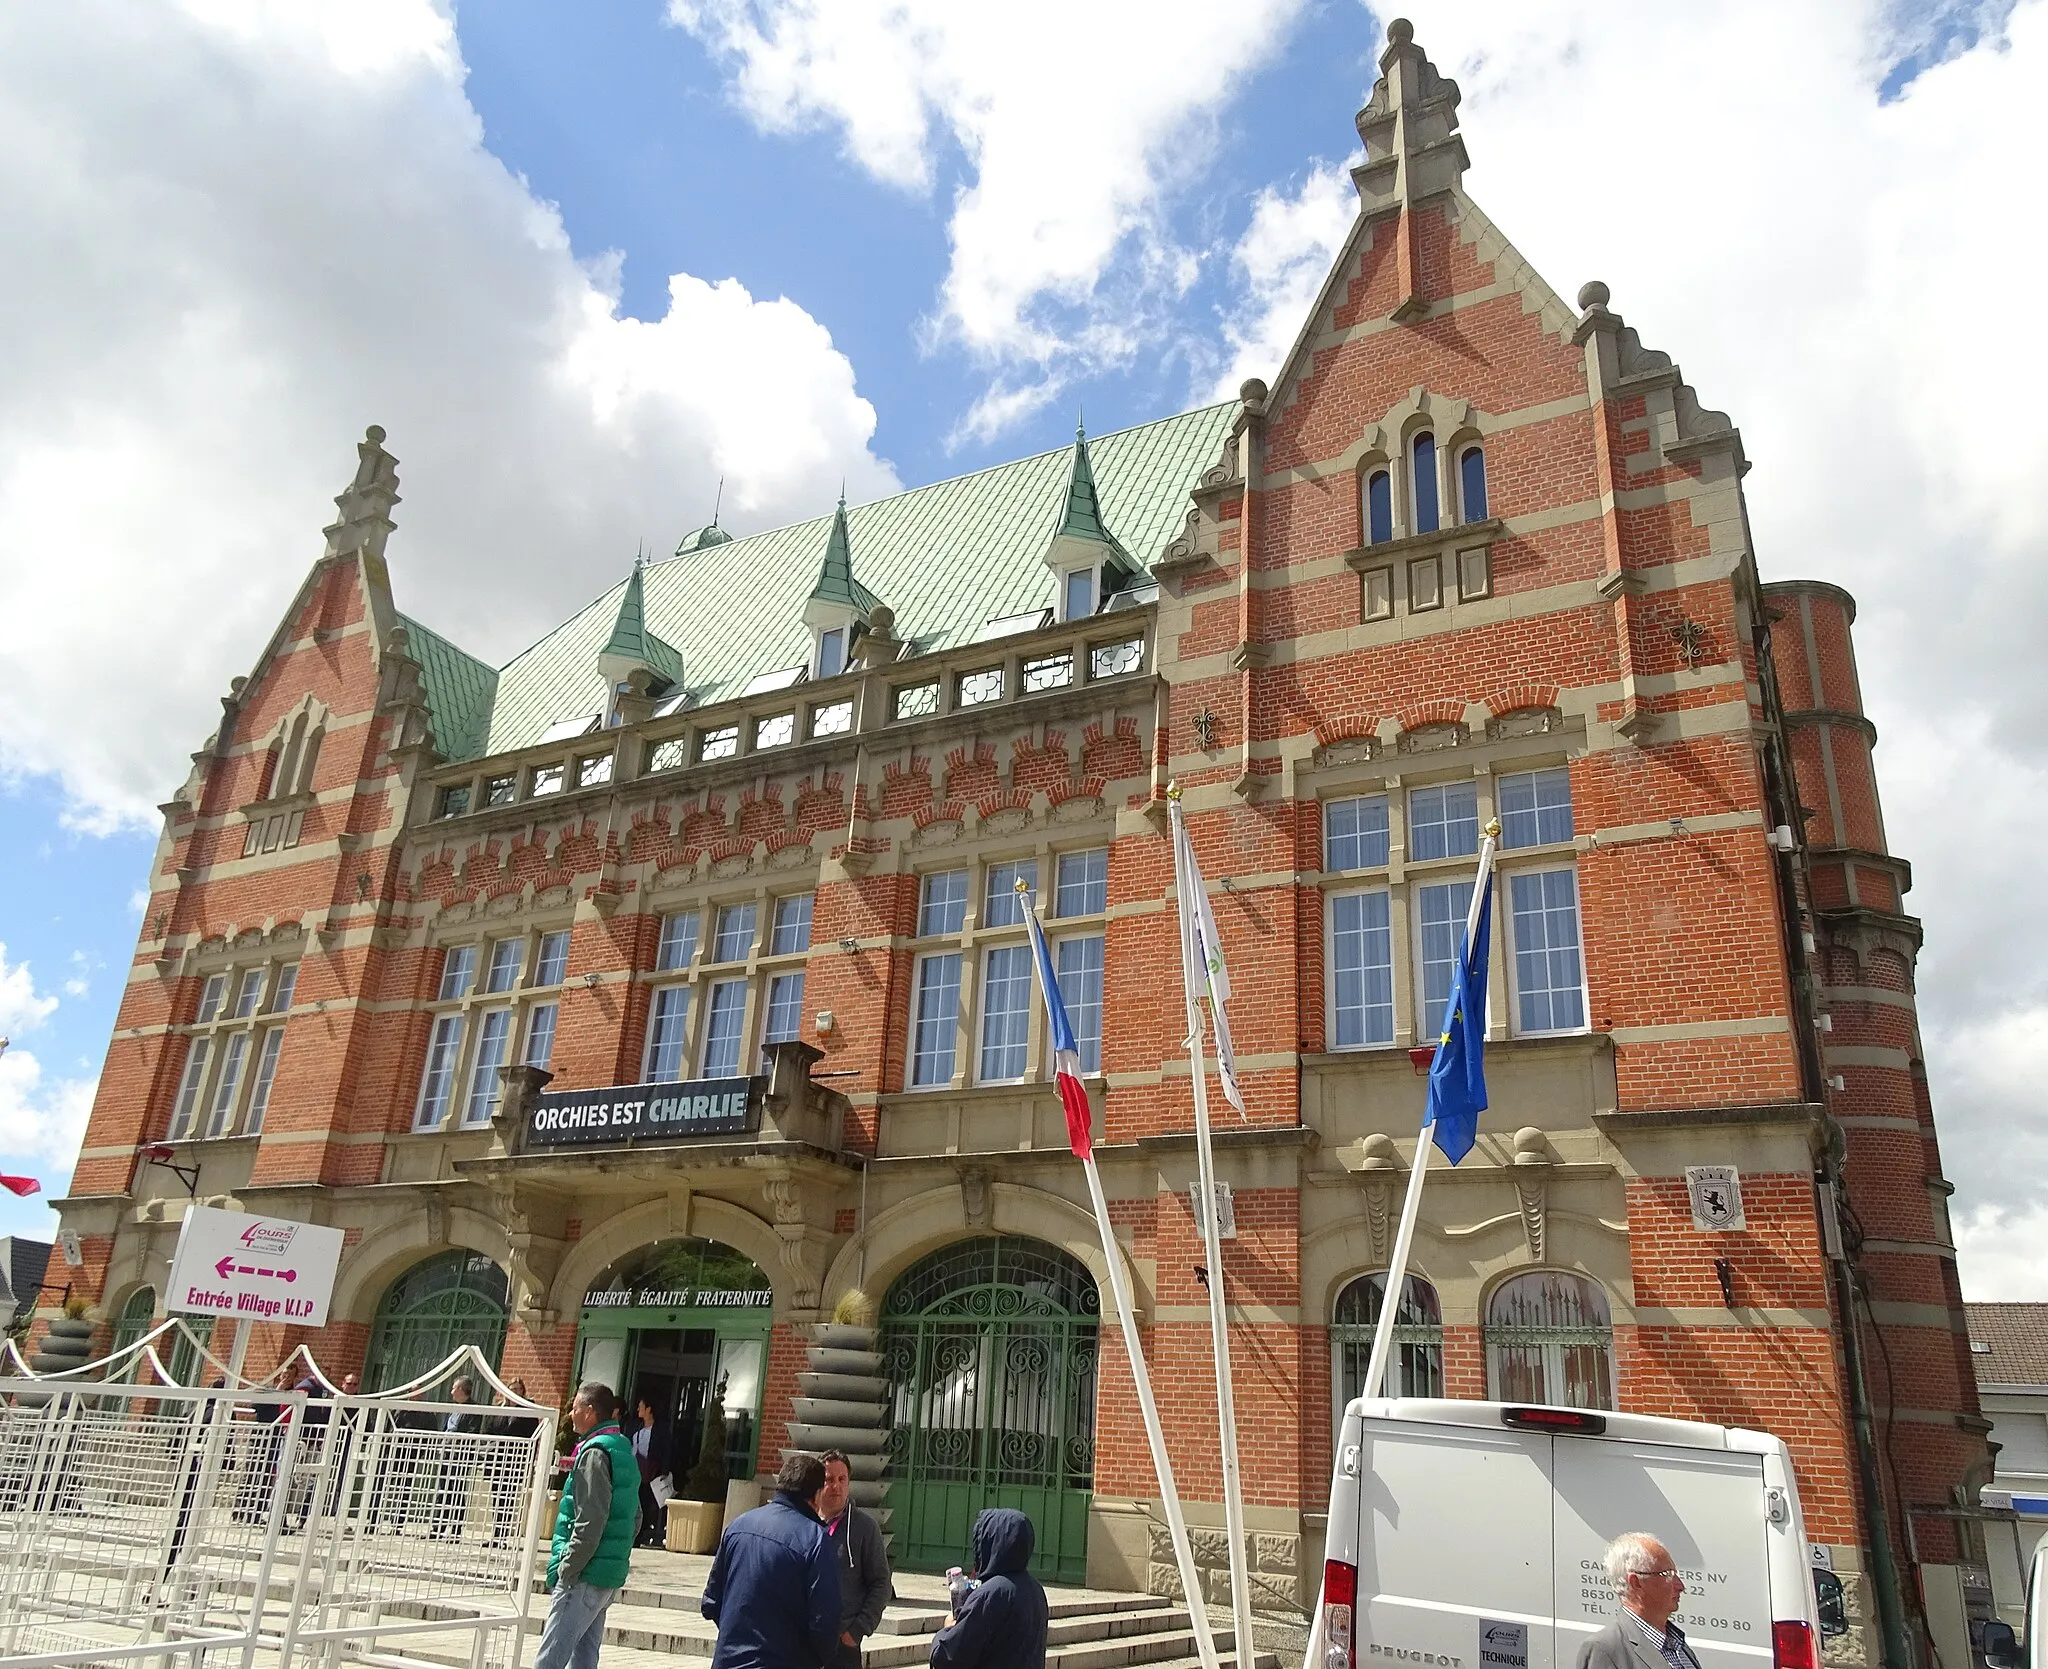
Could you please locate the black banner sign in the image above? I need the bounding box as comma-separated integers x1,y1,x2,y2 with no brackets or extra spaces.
526,1076,761,1148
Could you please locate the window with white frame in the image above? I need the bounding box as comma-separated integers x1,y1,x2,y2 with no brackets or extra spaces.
700,979,749,1076
639,894,818,1081
1063,568,1096,622
1362,468,1394,546
414,930,577,1128
712,902,758,963
166,961,299,1142
1332,1272,1443,1414
984,860,1036,927
644,986,691,1082
1055,933,1104,1073
910,951,962,1087
817,626,848,680
978,944,1033,1081
918,870,969,937
770,894,813,955
1458,445,1488,524
1054,848,1107,917
1484,1271,1613,1410
1319,769,1587,1051
762,971,805,1047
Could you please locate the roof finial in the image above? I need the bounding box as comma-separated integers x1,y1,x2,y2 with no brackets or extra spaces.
839,478,847,513
1077,403,1086,440
712,475,724,528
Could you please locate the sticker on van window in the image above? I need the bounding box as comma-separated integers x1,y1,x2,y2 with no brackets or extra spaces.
1479,1620,1527,1669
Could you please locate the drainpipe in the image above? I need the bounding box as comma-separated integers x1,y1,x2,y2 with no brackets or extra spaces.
1235,381,1267,794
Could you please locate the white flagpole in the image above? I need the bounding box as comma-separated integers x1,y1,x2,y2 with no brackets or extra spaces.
1304,822,1498,1669
1168,787,1257,1669
1079,1147,1224,1669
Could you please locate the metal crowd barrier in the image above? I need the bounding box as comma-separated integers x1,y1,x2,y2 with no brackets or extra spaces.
0,1334,555,1669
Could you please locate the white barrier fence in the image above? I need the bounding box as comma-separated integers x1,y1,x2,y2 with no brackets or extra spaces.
0,1331,556,1669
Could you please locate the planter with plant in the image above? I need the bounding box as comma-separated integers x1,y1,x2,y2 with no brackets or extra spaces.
667,1377,729,1553
29,1295,99,1379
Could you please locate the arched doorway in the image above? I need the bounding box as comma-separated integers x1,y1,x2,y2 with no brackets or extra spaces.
364,1251,510,1392
571,1238,774,1490
881,1235,1098,1584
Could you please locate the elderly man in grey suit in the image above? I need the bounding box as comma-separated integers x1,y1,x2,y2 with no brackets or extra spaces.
1576,1533,1700,1669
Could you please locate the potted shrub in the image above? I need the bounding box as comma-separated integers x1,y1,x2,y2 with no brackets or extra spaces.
667,1379,729,1553
29,1295,99,1378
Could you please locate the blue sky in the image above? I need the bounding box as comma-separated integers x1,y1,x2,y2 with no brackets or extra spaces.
3,0,2045,1293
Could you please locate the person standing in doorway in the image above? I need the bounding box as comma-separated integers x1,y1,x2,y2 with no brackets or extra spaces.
484,1377,540,1548
1576,1533,1700,1669
536,1382,639,1669
701,1451,840,1669
929,1509,1048,1669
432,1375,484,1538
818,1450,892,1669
631,1393,669,1549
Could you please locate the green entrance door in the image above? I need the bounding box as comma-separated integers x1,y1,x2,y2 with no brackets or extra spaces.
880,1236,1098,1585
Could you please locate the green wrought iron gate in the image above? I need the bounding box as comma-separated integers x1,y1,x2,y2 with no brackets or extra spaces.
880,1236,1098,1585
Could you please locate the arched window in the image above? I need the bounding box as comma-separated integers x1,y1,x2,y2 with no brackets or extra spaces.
1363,469,1393,546
277,713,307,800
1333,1271,1443,1409
1459,446,1488,523
1485,1271,1613,1410
1411,432,1439,534
364,1251,509,1393
295,725,323,795
256,742,281,802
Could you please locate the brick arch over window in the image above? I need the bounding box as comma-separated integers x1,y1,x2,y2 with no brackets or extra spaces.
330,1203,509,1325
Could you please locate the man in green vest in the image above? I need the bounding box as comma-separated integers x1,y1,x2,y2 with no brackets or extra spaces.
537,1381,640,1669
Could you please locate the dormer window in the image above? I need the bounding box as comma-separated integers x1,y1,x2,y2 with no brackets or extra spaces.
1062,567,1096,623
817,626,848,680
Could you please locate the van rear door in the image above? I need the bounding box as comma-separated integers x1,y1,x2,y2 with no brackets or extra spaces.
1552,1435,1774,1669
1355,1414,1560,1669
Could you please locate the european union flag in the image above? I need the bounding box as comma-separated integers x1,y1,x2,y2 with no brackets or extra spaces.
1426,883,1493,1164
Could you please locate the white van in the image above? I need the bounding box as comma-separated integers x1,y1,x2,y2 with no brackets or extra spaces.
1316,1400,1839,1669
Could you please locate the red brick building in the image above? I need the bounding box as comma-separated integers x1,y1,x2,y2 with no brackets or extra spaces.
55,20,1982,1665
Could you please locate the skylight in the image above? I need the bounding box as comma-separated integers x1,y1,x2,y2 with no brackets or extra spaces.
741,664,809,696
974,607,1053,643
538,712,600,743
650,689,691,719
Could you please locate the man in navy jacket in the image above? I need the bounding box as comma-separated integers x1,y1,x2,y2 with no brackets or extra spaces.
701,1451,840,1669
930,1509,1049,1669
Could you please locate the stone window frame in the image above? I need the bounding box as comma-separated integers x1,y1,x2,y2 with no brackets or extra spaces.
1312,747,1584,1051
166,957,300,1143
634,886,816,1087
410,925,574,1132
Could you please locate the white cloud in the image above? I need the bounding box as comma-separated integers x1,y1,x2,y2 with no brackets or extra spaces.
1212,157,1358,399
669,0,1307,397
1349,0,2048,1291
0,946,59,1039
0,0,897,830
0,1048,94,1175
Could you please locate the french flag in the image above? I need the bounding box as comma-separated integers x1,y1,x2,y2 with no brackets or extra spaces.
1023,905,1095,1161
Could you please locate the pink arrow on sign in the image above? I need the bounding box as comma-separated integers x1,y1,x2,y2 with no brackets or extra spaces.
214,1256,297,1283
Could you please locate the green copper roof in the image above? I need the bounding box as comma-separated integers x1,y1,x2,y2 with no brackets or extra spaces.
810,498,882,614
463,399,1234,756
1055,423,1132,562
397,613,499,762
675,522,732,554
598,559,685,686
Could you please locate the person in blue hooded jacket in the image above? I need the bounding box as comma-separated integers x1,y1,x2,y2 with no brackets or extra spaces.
929,1509,1049,1669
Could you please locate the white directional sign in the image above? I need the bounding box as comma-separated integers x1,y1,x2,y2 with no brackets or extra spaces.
166,1205,344,1327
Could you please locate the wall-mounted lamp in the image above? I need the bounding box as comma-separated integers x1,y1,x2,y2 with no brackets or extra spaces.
1713,1257,1736,1308
355,872,372,899
1669,817,1690,836
838,937,860,953
137,1142,199,1200
582,971,602,987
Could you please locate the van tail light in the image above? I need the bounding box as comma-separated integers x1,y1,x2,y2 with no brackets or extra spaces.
1322,1560,1358,1669
1502,1406,1608,1435
1772,1620,1817,1669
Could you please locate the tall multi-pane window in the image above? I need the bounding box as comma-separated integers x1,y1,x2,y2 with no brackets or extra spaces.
1509,870,1585,1032
763,972,805,1047
712,903,757,963
1485,1271,1613,1410
534,930,571,988
463,1009,513,1124
166,960,299,1141
701,980,748,1077
438,945,477,1002
1055,935,1104,1073
1411,432,1439,533
244,1028,286,1134
770,894,814,955
1498,769,1572,850
1459,446,1488,523
415,1014,465,1129
645,987,690,1082
484,938,524,994
978,945,1033,1081
1333,1273,1444,1411
1417,879,1476,1027
1330,891,1394,1046
1325,795,1391,871
918,871,969,937
657,912,700,972
984,861,1037,926
1364,469,1393,545
523,1002,559,1069
910,953,962,1086
1408,782,1479,861
1055,849,1107,917
1064,567,1095,622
